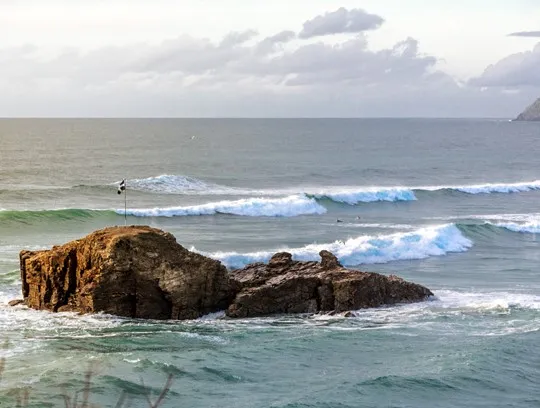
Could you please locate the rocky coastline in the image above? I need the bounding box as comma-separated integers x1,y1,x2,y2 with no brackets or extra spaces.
515,98,540,121
12,225,433,319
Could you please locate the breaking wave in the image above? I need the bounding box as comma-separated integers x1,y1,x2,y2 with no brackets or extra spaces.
121,175,244,195
435,180,540,195
122,195,326,217
308,188,416,204
487,215,540,234
491,220,540,234
200,223,473,268
110,175,540,204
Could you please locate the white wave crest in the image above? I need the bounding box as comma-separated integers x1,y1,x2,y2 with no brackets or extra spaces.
306,180,540,200
201,223,472,269
453,180,540,194
417,180,540,194
310,188,416,204
120,195,326,217
460,213,540,234
124,175,242,195
493,220,540,234
116,175,540,202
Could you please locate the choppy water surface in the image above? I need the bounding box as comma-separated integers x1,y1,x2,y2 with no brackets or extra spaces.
1,119,540,407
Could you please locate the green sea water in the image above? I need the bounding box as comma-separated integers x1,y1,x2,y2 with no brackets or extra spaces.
1,118,540,407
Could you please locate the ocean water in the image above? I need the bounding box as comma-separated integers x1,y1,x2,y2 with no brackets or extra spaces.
1,118,540,407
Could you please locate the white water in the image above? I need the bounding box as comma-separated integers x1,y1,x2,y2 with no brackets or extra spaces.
121,195,326,217
117,175,540,204
201,224,473,268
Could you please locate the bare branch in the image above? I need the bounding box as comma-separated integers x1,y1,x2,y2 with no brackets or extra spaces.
114,390,127,408
63,394,72,408
152,374,174,408
80,368,93,408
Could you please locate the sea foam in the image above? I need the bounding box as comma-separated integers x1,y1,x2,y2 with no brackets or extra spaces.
123,174,244,195
470,213,540,234
201,223,472,268
121,195,326,217
418,180,540,195
492,220,540,234
118,175,540,204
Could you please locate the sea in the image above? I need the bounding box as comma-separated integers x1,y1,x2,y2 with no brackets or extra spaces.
1,118,540,407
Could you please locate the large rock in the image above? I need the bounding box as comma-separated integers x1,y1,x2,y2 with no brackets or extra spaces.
16,227,434,320
226,251,433,318
19,226,229,319
515,98,540,121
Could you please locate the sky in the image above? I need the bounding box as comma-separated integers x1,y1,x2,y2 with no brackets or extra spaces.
0,0,539,117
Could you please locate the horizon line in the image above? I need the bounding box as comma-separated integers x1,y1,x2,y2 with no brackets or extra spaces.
0,116,514,120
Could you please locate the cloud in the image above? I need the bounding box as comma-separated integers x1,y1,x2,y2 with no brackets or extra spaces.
256,30,296,54
508,31,540,38
299,7,384,39
219,30,259,47
470,42,540,87
0,7,535,117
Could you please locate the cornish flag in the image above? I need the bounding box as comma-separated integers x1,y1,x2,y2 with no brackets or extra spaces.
117,179,126,195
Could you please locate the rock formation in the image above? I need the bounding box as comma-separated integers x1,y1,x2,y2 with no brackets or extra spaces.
19,226,230,319
515,98,540,121
16,226,433,320
226,251,433,318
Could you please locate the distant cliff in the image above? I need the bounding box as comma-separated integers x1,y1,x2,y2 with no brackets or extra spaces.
515,98,540,121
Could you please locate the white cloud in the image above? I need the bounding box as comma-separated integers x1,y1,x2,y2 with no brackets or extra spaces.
299,7,384,39
470,42,540,88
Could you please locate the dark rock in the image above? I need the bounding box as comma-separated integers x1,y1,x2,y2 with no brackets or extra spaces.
515,98,540,121
8,299,25,307
18,227,434,320
227,251,433,318
19,226,230,320
319,250,341,270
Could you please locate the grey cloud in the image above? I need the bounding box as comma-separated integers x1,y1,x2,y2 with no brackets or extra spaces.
470,42,540,87
299,7,384,39
1,9,534,118
255,30,296,54
265,30,296,44
129,30,440,91
508,31,540,38
0,27,459,116
219,30,258,47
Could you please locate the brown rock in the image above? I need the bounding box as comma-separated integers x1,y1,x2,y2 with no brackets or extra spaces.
319,250,341,270
19,226,229,320
227,251,433,318
18,227,434,320
8,299,25,307
268,252,293,268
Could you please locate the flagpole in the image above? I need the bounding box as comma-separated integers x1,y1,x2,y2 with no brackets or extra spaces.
124,180,127,226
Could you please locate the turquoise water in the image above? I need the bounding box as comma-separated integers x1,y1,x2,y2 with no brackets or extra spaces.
1,118,540,407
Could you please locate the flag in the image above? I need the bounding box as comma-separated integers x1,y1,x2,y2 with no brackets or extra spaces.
117,179,126,195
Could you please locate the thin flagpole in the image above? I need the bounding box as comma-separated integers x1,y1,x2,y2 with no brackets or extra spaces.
124,180,127,226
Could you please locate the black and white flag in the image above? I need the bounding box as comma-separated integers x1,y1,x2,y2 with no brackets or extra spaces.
117,179,126,195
